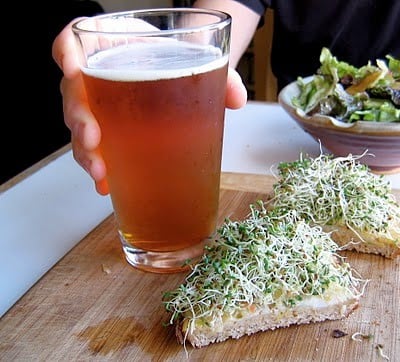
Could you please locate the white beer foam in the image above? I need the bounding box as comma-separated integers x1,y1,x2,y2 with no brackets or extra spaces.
82,41,228,81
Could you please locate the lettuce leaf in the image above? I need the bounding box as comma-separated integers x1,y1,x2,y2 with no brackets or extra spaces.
291,48,400,123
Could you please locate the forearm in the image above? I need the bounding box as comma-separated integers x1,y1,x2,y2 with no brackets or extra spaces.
193,0,261,68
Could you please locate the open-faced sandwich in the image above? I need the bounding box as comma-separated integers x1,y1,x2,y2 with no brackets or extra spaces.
163,205,366,349
267,152,400,258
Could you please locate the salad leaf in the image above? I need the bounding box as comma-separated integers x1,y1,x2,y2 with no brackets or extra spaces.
387,55,400,80
292,48,400,123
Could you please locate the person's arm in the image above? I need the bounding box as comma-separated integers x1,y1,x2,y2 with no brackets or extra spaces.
193,0,261,68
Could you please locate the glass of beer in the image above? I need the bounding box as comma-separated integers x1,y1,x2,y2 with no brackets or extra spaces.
72,9,231,273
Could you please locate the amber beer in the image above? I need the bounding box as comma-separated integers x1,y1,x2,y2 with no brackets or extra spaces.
81,41,228,257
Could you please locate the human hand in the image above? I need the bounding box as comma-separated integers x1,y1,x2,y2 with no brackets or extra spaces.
52,19,248,196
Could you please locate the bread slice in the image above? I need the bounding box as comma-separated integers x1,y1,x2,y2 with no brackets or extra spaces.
163,205,366,349
175,284,359,348
267,153,400,258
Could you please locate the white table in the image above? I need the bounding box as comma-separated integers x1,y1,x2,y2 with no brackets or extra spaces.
1,101,399,317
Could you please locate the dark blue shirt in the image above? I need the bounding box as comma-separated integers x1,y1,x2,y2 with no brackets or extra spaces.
235,0,400,91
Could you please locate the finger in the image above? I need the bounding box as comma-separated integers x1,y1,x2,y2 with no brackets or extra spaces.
95,178,110,196
63,76,105,178
225,67,247,109
61,74,107,190
53,18,110,196
52,17,87,79
60,75,101,151
71,135,108,191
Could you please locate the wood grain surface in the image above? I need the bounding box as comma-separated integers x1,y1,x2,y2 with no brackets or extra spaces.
0,172,399,361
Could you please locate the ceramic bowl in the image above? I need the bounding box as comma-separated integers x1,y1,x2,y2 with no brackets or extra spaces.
278,77,400,174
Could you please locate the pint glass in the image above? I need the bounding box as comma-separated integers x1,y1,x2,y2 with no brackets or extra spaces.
72,9,231,273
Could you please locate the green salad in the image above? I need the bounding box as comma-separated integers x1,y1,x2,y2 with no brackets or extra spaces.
292,48,400,122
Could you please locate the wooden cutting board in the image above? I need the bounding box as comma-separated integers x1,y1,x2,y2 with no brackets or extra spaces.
1,172,399,361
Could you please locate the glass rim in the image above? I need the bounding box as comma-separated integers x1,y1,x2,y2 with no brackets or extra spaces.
72,7,232,36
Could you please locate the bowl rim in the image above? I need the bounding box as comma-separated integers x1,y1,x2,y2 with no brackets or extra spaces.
278,76,400,136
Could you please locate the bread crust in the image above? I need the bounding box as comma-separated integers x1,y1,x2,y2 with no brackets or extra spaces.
322,221,400,259
176,295,359,348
